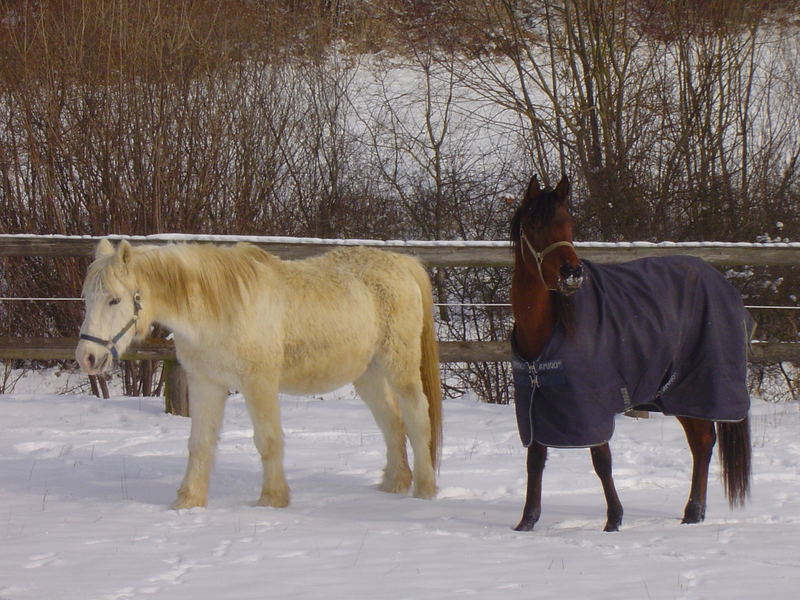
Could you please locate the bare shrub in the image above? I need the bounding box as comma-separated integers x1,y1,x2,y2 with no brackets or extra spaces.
1,0,799,402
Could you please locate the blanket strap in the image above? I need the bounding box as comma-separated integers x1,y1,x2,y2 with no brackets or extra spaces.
510,331,541,448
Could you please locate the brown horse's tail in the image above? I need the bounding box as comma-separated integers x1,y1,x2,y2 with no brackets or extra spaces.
717,417,751,508
411,261,443,472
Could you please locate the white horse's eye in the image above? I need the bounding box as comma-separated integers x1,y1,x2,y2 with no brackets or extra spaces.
109,297,121,306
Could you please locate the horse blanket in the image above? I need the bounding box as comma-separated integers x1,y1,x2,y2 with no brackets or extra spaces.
513,256,754,448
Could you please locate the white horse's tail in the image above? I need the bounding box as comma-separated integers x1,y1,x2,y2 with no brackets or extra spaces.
411,262,443,471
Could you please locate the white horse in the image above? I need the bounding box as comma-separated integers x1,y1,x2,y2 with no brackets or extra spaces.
76,239,443,509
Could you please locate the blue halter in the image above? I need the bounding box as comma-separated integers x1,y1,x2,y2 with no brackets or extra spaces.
79,292,142,360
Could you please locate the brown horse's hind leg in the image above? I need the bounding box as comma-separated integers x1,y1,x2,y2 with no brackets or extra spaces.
677,416,716,524
514,443,547,531
590,443,623,532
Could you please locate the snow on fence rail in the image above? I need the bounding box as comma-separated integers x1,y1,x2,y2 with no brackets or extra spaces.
3,233,800,265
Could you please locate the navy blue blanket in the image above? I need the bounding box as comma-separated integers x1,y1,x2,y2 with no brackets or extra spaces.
513,257,753,448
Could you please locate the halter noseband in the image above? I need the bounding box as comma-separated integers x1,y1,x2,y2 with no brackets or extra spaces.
519,231,576,292
79,292,142,361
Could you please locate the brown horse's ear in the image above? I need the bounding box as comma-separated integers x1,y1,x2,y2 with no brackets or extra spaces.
555,175,570,204
524,175,541,204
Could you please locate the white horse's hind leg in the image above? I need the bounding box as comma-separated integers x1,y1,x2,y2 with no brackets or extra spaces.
390,376,436,499
173,377,228,509
241,376,290,508
354,368,412,494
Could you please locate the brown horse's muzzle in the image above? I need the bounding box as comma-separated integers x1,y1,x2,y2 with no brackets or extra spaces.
558,262,585,296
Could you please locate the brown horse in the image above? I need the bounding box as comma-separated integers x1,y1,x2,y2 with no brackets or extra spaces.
510,175,752,532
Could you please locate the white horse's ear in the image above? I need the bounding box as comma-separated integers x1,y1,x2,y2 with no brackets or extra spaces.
95,238,115,259
117,240,134,267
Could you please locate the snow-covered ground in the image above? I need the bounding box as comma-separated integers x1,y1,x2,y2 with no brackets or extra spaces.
1,372,799,599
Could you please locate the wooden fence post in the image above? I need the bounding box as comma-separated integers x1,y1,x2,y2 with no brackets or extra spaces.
163,360,189,417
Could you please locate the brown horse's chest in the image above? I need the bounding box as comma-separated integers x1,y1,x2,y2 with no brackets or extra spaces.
511,276,556,362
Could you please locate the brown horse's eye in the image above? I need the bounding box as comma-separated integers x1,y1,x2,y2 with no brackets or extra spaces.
109,297,121,306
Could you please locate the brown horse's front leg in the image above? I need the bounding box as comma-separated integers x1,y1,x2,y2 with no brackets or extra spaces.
590,443,623,531
515,443,547,531
677,416,716,524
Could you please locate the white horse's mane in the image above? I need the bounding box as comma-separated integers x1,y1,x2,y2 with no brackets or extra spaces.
84,242,280,320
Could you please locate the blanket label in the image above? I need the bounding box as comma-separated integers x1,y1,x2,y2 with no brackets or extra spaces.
534,359,566,387
536,359,563,372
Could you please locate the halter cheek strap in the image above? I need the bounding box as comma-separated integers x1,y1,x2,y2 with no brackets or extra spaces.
79,292,142,361
519,232,576,292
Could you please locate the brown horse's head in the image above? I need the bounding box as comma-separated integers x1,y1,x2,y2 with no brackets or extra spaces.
511,175,584,295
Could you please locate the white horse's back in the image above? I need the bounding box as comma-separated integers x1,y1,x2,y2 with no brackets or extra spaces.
273,247,428,394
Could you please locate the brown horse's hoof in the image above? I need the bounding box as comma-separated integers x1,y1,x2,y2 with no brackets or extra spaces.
604,508,623,531
514,516,538,532
681,515,705,524
681,501,706,524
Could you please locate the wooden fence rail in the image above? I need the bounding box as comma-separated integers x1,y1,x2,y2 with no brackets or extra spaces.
1,234,799,362
1,337,798,364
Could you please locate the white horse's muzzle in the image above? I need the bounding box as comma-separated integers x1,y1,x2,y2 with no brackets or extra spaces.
76,292,141,375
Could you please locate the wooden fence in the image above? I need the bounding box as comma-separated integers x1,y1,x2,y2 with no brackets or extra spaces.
1,234,799,362
1,234,799,411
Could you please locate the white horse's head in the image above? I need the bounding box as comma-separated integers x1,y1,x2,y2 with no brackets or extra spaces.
75,239,143,375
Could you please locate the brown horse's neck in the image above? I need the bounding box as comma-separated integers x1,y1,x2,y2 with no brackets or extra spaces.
511,252,557,362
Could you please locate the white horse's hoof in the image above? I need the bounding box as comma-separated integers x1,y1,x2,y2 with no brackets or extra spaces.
257,489,290,508
379,468,412,494
412,483,437,500
378,480,411,495
172,493,207,510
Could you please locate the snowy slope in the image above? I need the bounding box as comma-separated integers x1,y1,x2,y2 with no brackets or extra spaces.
1,376,799,599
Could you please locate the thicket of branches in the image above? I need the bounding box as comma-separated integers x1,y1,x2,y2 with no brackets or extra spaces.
1,0,799,401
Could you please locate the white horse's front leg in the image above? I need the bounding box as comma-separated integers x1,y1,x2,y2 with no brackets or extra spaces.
173,376,228,509
241,376,289,508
